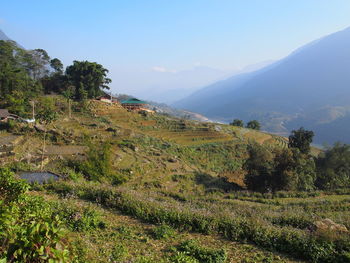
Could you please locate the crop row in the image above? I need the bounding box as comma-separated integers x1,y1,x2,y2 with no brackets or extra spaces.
46,182,350,263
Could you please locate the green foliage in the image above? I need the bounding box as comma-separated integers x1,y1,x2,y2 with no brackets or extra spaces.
288,127,314,154
71,142,113,182
0,40,42,116
47,182,350,263
36,97,59,124
244,144,274,192
110,244,128,261
316,143,350,190
177,240,227,263
50,58,63,74
244,144,316,192
170,252,199,263
152,224,175,239
0,169,70,262
0,168,28,204
246,120,261,130
53,203,105,232
230,119,244,127
65,60,111,100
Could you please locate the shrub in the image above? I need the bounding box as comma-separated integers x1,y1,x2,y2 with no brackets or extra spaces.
170,251,199,263
177,240,227,263
0,169,70,262
54,203,105,232
152,224,175,239
110,243,128,261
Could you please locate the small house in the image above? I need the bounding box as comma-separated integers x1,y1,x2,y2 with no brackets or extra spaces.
0,109,18,122
121,98,148,111
96,95,120,104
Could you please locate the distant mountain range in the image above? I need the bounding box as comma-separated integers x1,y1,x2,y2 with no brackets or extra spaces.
174,27,350,145
120,62,275,105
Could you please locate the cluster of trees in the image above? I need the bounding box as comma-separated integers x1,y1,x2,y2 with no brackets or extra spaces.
230,119,261,130
244,127,350,192
0,40,111,116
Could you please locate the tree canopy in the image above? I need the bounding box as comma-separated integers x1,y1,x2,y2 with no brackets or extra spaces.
288,127,314,154
246,120,261,130
230,119,244,127
316,143,350,189
66,61,111,100
0,40,112,117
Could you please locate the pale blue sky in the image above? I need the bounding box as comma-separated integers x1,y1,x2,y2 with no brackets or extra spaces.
1,0,350,96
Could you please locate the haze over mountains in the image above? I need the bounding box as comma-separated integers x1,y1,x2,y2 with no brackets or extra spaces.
174,27,350,145
121,61,274,104
0,29,11,41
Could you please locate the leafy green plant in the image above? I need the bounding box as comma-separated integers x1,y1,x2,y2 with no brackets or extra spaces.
0,169,70,262
152,224,175,239
177,240,227,263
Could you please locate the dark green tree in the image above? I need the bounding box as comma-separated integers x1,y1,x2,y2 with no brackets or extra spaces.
316,143,350,189
65,60,111,100
50,58,63,74
230,119,244,127
274,148,316,191
288,127,314,154
246,120,261,130
0,40,42,115
244,144,274,192
244,144,316,192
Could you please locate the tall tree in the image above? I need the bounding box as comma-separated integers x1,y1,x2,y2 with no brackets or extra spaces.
50,58,63,74
288,127,314,154
0,40,42,115
24,49,50,80
65,60,111,100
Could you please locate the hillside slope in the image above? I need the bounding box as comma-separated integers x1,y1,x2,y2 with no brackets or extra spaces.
174,27,350,144
3,97,349,263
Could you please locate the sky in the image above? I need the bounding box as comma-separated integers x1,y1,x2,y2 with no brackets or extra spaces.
1,0,350,100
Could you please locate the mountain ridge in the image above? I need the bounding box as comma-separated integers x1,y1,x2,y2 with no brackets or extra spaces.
174,26,350,144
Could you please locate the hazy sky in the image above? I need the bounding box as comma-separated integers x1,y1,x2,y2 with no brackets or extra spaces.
1,0,350,97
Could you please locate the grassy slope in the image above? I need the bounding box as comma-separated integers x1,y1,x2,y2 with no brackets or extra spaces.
2,97,347,262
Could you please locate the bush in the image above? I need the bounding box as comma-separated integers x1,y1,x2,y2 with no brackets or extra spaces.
54,203,105,232
152,224,175,239
170,252,199,263
177,240,227,263
0,169,70,262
